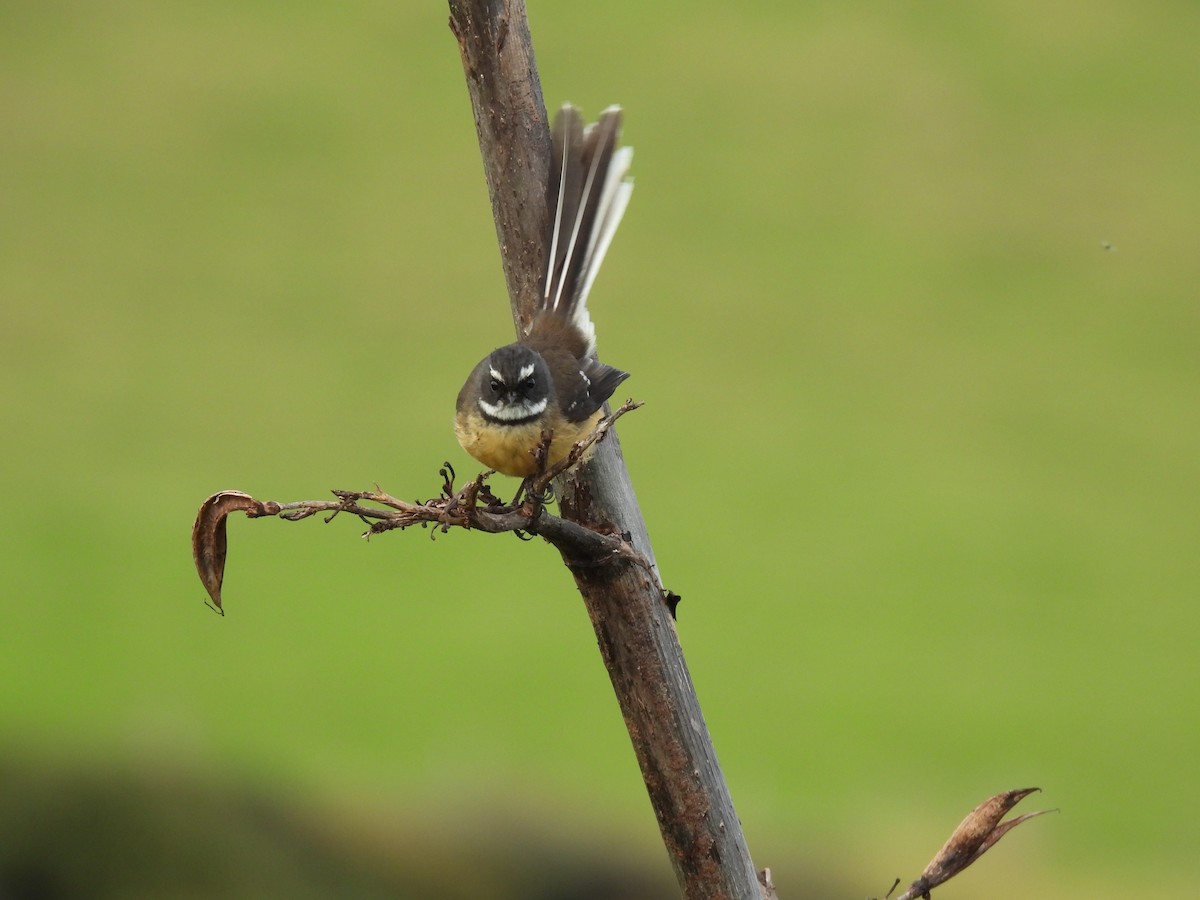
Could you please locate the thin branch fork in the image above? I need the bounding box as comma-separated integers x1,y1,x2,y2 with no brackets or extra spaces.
191,401,646,615
284,396,639,542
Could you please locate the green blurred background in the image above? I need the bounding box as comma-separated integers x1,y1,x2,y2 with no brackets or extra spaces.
2,0,1196,897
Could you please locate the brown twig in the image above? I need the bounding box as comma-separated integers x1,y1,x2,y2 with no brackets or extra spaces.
192,401,644,614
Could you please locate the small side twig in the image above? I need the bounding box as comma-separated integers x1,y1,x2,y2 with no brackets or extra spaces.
191,400,642,613
528,399,641,497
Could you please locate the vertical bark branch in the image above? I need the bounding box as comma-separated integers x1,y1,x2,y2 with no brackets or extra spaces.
447,3,764,897
556,448,764,900
447,0,549,333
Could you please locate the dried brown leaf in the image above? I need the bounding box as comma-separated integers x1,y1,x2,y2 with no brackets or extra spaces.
191,491,280,614
896,787,1053,900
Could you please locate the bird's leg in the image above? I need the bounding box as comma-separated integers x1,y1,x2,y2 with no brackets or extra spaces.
510,430,556,508
508,431,559,539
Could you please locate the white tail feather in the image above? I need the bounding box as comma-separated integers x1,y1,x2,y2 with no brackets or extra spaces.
576,146,633,315
542,105,633,356
544,119,573,305
552,120,609,313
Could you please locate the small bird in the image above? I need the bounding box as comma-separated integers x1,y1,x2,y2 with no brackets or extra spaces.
455,104,633,478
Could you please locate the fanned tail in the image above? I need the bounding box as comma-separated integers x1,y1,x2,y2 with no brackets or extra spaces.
542,104,634,356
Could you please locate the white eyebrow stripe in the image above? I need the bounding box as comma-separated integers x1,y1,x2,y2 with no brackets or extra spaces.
488,367,503,383
518,363,535,380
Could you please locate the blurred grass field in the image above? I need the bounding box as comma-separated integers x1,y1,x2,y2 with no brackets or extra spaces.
2,1,1197,896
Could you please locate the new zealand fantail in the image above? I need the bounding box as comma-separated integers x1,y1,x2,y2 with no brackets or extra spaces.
454,105,633,478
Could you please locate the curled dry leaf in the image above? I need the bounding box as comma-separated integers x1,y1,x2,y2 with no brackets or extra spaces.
894,787,1054,900
191,491,281,615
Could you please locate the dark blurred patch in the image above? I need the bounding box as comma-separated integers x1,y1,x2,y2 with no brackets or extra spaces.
0,754,679,900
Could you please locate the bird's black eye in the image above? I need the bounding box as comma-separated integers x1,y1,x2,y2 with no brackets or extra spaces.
522,376,536,391
489,378,502,393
